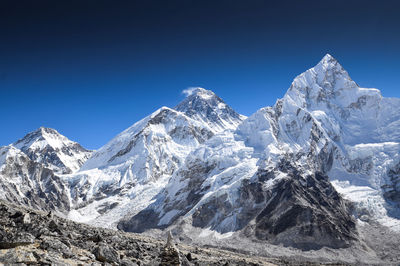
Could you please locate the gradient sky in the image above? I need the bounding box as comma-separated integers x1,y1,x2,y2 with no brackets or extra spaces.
1,0,400,149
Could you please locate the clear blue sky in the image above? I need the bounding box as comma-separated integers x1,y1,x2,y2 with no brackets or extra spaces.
1,0,399,149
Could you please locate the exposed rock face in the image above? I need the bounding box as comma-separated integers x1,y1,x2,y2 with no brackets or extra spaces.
93,244,120,264
0,231,34,249
0,146,71,212
122,159,357,250
251,168,356,249
383,161,400,204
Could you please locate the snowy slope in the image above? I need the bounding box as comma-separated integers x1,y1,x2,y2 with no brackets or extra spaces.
66,89,245,227
13,127,92,174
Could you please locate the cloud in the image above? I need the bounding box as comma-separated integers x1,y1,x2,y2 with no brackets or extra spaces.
182,87,201,96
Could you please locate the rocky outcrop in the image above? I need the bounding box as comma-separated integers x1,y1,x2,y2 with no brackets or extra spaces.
0,200,282,265
251,167,357,250
383,161,400,205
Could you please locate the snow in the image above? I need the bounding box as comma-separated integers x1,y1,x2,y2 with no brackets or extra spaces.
332,180,400,231
149,54,400,235
63,89,246,228
158,209,180,226
0,146,23,171
13,127,91,174
2,53,400,238
279,54,400,231
198,227,234,239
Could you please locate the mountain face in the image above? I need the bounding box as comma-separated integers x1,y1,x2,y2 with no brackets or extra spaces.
65,89,245,227
281,54,400,226
1,55,400,261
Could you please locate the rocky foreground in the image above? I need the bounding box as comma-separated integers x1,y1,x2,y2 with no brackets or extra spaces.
0,199,335,266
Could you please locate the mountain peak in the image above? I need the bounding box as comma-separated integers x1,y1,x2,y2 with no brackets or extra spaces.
13,127,92,174
319,53,335,63
315,53,344,73
180,87,223,105
285,53,358,108
15,127,69,149
38,126,59,135
175,88,245,132
186,87,216,100
182,87,214,97
29,127,62,139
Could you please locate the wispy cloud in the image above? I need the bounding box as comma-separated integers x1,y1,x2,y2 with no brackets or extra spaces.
182,87,201,96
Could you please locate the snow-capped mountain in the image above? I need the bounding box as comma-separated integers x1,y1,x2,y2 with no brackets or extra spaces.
281,54,400,228
1,54,400,257
13,127,92,174
0,127,92,213
119,54,400,249
65,89,245,227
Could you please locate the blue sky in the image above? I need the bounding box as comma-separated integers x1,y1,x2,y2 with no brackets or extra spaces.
1,0,400,149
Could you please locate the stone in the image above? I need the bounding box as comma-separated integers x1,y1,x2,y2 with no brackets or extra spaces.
166,231,174,248
159,231,181,266
120,259,138,266
159,246,181,266
93,244,120,264
186,252,193,261
0,249,37,264
23,213,31,224
0,232,34,249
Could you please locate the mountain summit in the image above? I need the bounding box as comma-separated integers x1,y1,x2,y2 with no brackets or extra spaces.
13,127,92,174
175,87,245,132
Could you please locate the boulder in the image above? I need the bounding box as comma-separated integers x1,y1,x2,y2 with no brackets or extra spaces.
93,244,120,264
0,231,34,249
